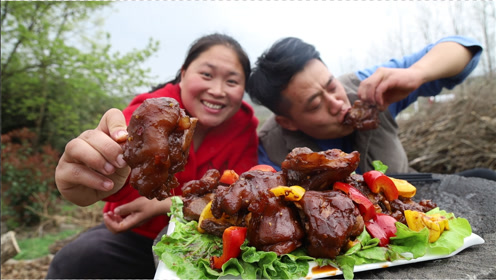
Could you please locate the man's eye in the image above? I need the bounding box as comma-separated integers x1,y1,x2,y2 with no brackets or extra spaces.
201,72,212,78
309,104,321,111
308,98,322,111
326,83,336,92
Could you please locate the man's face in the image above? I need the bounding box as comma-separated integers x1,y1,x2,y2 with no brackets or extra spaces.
277,59,354,139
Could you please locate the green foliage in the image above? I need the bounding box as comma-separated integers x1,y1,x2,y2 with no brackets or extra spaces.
1,1,160,151
1,128,61,228
14,228,82,260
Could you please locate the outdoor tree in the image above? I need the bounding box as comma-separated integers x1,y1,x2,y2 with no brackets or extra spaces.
1,1,159,151
473,1,495,79
1,1,159,228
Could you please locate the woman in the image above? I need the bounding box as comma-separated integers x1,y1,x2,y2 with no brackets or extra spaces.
47,33,258,279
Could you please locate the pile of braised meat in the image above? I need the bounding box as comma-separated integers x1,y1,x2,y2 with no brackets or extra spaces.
182,147,436,259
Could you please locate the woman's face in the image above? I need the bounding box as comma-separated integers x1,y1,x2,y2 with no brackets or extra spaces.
179,45,245,129
277,59,354,139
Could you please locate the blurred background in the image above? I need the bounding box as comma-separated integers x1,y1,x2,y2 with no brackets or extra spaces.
1,1,494,278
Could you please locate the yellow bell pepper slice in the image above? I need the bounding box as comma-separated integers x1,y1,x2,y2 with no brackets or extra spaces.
198,201,214,233
404,210,450,242
197,201,241,233
270,186,306,201
390,177,417,198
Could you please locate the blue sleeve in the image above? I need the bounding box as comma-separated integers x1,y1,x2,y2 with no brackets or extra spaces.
355,35,483,118
258,143,282,172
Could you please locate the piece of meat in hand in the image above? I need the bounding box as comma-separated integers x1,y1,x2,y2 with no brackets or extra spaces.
281,147,360,191
123,97,197,200
343,100,379,130
295,190,364,259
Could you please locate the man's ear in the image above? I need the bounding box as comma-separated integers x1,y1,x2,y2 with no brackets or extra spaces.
275,115,299,131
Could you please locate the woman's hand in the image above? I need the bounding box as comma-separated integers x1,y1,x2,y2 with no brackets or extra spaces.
103,196,173,233
357,67,424,111
55,108,131,206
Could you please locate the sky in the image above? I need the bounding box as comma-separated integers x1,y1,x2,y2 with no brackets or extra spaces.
98,1,485,93
100,1,409,87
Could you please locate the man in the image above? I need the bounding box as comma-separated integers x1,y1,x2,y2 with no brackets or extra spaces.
247,36,482,174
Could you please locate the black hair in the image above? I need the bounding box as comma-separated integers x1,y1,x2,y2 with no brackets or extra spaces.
246,37,322,116
149,33,251,92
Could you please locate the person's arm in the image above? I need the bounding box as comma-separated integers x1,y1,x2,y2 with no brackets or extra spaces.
55,109,130,206
357,41,474,110
409,41,474,82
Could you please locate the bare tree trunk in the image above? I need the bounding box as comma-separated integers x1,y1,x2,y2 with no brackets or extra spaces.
1,231,21,264
478,2,495,80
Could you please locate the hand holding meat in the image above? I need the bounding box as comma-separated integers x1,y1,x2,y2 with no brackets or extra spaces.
55,108,131,206
123,97,197,200
357,67,424,111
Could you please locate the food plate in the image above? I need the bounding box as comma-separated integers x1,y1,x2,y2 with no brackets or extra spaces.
154,222,484,279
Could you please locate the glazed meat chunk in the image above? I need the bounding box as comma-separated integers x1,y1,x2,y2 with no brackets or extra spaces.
182,169,220,222
123,97,197,200
211,170,304,254
343,100,379,131
211,170,287,218
281,148,360,191
182,169,220,197
295,190,364,259
247,195,304,255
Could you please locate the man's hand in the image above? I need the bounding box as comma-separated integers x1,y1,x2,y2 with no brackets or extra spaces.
55,108,131,206
357,67,424,111
103,196,172,233
357,41,473,111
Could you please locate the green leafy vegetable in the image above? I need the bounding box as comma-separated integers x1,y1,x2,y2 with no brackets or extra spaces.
425,208,472,255
372,160,389,173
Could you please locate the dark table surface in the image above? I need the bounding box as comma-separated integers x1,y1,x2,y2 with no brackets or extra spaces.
351,174,496,279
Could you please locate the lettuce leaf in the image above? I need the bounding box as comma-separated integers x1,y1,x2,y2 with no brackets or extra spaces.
425,208,472,255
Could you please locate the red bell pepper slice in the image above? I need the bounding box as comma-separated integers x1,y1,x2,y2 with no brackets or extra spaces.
333,182,376,221
210,226,247,270
362,170,399,201
219,170,239,185
248,164,277,173
365,213,397,247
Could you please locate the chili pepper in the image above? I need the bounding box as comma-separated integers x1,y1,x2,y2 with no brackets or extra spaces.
211,226,247,270
270,185,306,201
333,182,376,221
365,213,397,247
219,169,239,185
363,170,399,201
248,164,277,173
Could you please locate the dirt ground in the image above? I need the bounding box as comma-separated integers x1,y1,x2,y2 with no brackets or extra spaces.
1,205,103,279
1,255,53,279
